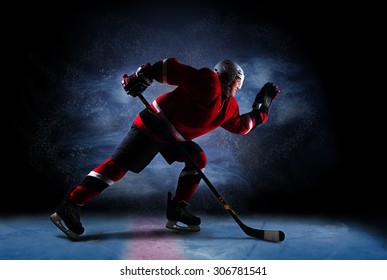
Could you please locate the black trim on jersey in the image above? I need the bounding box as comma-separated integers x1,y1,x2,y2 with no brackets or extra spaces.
250,109,264,130
80,176,109,192
139,109,175,141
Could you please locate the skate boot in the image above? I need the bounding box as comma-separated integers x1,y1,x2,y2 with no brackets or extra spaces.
50,196,85,240
165,192,201,232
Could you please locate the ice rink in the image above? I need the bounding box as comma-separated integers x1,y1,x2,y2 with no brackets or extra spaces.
1,212,386,260
1,211,386,279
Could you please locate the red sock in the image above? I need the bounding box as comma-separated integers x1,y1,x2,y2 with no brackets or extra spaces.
69,185,100,205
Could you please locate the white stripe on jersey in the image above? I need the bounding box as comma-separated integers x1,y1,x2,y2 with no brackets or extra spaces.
88,171,115,186
162,58,168,84
152,100,187,141
242,114,254,135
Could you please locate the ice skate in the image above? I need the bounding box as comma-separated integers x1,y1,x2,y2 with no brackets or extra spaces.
50,197,85,240
165,192,201,232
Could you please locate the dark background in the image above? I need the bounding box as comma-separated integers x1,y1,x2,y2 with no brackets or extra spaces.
4,1,383,218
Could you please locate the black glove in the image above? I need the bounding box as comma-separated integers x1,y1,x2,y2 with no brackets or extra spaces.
252,82,280,114
121,63,153,97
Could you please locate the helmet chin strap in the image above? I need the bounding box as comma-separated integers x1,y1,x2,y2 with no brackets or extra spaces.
221,84,232,98
219,72,237,98
225,87,232,98
222,78,234,98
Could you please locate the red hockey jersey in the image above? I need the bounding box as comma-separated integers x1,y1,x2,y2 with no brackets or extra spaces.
133,58,266,142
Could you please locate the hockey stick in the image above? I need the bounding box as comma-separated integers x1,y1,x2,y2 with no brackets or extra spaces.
135,92,285,242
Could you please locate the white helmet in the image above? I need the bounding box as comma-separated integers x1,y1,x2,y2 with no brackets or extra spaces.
214,59,244,90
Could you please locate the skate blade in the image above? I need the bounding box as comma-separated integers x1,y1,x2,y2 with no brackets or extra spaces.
166,220,200,232
50,213,81,241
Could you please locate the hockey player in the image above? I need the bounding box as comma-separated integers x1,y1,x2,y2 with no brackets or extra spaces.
50,58,280,240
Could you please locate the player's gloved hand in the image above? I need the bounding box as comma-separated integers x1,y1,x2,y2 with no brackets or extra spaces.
252,82,280,114
121,63,153,97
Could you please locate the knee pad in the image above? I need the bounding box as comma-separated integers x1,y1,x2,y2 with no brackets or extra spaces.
191,151,207,169
184,151,207,171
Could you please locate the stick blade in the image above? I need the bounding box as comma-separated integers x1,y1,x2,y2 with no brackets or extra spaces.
241,223,285,242
263,230,285,242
